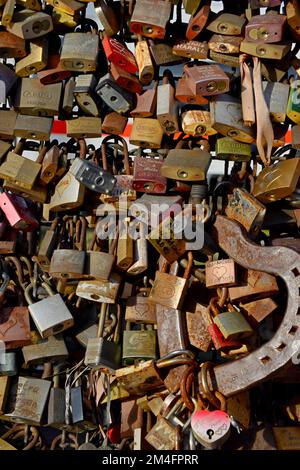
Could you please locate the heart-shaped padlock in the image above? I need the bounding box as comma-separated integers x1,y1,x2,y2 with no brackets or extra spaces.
191,408,231,449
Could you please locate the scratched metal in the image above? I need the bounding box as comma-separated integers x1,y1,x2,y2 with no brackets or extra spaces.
203,215,300,397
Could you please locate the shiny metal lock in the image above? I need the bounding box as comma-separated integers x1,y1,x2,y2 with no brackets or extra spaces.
184,63,230,97
47,364,65,428
5,376,51,424
95,0,120,36
130,0,172,39
213,308,254,341
252,158,300,203
0,31,26,58
225,187,266,237
96,73,135,114
206,259,237,289
132,155,167,194
240,40,291,60
207,13,246,35
215,137,251,161
0,64,17,103
7,10,53,39
73,74,100,117
210,94,255,143
70,158,116,194
161,140,211,181
84,303,121,372
14,114,53,140
245,14,286,43
122,322,157,365
115,360,164,396
110,62,143,95
181,110,217,137
156,69,179,134
135,39,154,85
262,81,289,123
22,334,69,365
0,151,41,190
130,118,163,148
66,116,102,138
15,37,48,77
173,40,208,59
175,76,208,105
46,0,84,16
25,282,74,338
13,78,62,116
60,32,99,72
208,34,243,55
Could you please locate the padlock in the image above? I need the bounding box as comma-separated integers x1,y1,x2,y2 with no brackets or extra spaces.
0,31,26,58
52,8,80,31
0,141,11,161
207,12,246,35
240,297,278,324
96,73,135,115
149,41,181,67
49,238,86,279
287,80,300,125
215,137,252,161
7,10,53,39
14,114,53,140
161,139,211,181
213,305,254,341
126,221,148,275
225,188,266,236
13,78,62,117
66,116,102,138
184,63,230,97
145,417,177,450
76,272,121,303
84,229,116,280
240,40,291,60
102,35,138,74
46,0,84,16
262,81,289,123
110,62,143,95
2,0,16,26
70,157,116,194
132,153,167,194
25,281,74,338
37,53,71,85
228,269,279,303
210,94,255,143
73,74,101,117
156,69,179,134
207,299,244,351
22,333,69,364
40,144,59,184
60,31,99,72
135,37,154,85
95,0,120,36
0,192,39,232
175,76,208,105
84,303,121,372
0,150,41,191
173,40,208,59
116,217,134,271
0,64,18,103
15,37,48,77
208,34,243,54
5,375,51,424
130,0,172,39
0,376,10,415
206,259,237,289
186,2,210,40
16,0,42,10
149,252,193,310
47,364,65,428
252,158,300,203
125,286,157,324
122,322,157,365
186,303,212,352
181,110,217,137
245,14,286,43
37,218,60,269
102,112,128,135
286,0,300,40
115,360,164,396
209,50,240,67
130,118,163,149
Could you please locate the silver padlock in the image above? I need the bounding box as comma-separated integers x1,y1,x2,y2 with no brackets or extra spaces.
96,73,135,114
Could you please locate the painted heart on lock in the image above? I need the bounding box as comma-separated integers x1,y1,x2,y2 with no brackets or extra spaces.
191,409,231,449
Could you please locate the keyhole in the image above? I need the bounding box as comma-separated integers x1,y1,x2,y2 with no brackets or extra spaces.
207,429,214,440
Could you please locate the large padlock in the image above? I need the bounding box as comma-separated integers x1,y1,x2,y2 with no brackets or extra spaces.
130,0,172,39
130,118,163,149
13,78,62,116
14,114,53,140
60,30,99,72
245,14,286,43
96,73,135,115
206,12,246,35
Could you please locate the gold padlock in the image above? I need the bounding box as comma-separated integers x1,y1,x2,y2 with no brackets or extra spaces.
13,78,62,116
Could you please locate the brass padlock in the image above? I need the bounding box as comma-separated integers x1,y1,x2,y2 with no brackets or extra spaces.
14,114,53,140
122,322,157,365
13,78,62,116
206,13,246,35
15,37,48,77
252,158,300,203
213,305,254,341
286,0,300,40
240,40,291,60
184,63,230,96
22,333,69,364
210,95,255,143
96,73,135,114
209,50,240,67
0,151,41,191
245,14,286,43
7,10,53,39
40,144,59,184
46,0,84,16
225,187,266,236
149,253,193,310
115,360,164,396
208,34,243,55
66,116,101,138
60,31,99,72
215,137,251,161
156,69,179,134
73,74,100,116
125,287,157,324
0,110,17,140
206,259,237,289
181,110,217,137
145,417,177,450
130,118,163,148
116,217,134,271
130,0,172,39
161,139,211,181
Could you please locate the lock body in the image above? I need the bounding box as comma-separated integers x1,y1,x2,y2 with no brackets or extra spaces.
0,152,41,190
225,188,266,236
213,311,254,340
206,259,237,289
14,78,62,116
84,338,121,372
0,193,39,231
245,14,286,43
66,117,102,138
185,64,230,96
96,73,135,114
130,0,171,39
161,148,211,181
216,137,251,161
60,32,99,72
122,328,157,365
132,157,167,194
181,110,217,137
49,249,85,279
70,158,116,194
207,13,246,35
130,118,163,148
14,114,53,140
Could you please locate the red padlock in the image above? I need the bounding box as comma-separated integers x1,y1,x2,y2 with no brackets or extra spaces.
102,36,138,74
132,155,167,194
110,62,143,95
0,192,39,232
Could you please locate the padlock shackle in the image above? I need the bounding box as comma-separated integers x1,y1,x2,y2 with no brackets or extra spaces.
183,251,193,279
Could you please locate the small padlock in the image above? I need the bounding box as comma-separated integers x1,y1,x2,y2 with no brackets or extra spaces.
215,137,251,162
213,304,254,341
206,12,246,35
60,31,99,72
184,63,230,97
66,116,102,138
13,78,62,116
14,114,53,140
110,62,143,95
173,40,208,59
175,76,208,105
22,333,68,365
96,73,135,115
15,37,48,77
262,81,289,123
7,10,53,40
246,14,286,43
206,259,237,289
208,34,243,55
135,37,154,85
225,187,266,236
132,152,167,194
181,110,217,137
130,118,163,149
73,74,100,117
125,286,157,324
122,322,157,365
84,228,117,280
130,0,172,39
102,35,138,74
240,40,291,60
47,364,66,428
37,218,60,269
0,31,26,58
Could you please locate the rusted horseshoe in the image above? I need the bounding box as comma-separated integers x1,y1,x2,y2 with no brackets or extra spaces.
200,215,300,397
